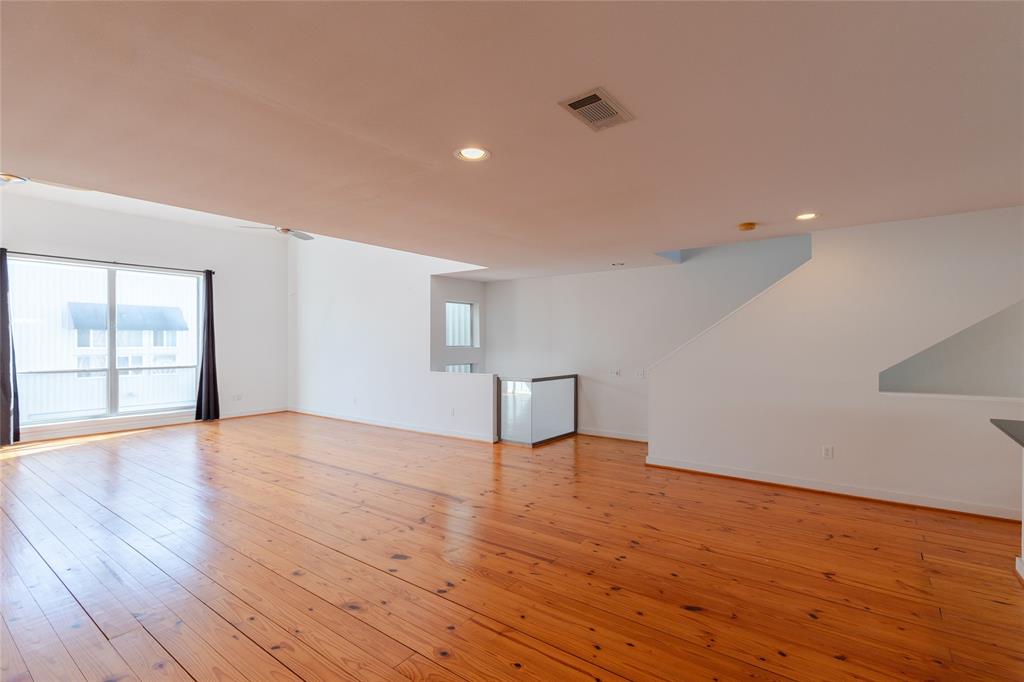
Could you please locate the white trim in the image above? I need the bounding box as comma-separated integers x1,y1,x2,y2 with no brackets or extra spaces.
291,406,496,443
220,406,288,420
1016,557,1024,582
877,391,1024,404
578,428,648,443
645,455,1021,520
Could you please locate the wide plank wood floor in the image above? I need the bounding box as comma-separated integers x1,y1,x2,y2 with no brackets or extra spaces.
1,412,1021,681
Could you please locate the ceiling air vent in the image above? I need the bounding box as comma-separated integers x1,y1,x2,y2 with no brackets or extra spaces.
559,87,634,131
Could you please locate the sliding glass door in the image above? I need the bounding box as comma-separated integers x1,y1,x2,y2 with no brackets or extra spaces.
115,269,199,414
11,260,110,423
9,257,201,425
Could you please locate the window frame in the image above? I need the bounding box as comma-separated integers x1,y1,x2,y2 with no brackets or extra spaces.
9,255,203,426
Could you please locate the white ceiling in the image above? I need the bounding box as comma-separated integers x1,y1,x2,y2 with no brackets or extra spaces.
3,2,1021,280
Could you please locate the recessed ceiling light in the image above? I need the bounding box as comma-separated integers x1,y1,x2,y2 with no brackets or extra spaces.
795,212,818,221
455,147,490,161
0,173,27,185
738,222,757,231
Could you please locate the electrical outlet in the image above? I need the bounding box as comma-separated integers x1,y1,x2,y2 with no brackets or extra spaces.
231,393,242,402
822,445,835,460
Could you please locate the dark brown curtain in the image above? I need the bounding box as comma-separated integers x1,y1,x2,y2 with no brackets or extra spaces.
195,269,220,420
1,248,20,444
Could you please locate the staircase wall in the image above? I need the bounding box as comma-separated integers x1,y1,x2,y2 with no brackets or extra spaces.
649,207,1024,518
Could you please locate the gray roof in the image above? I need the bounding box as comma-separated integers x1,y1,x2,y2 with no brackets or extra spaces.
68,302,188,331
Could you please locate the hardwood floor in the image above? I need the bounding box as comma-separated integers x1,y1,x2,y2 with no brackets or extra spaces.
1,412,1021,681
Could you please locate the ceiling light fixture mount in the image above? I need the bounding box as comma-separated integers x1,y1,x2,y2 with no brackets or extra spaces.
611,262,625,267
455,147,490,161
795,212,818,221
738,222,757,231
0,173,28,185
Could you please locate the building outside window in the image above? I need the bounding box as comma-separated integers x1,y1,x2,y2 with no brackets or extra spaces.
153,329,177,347
76,328,107,348
116,329,144,346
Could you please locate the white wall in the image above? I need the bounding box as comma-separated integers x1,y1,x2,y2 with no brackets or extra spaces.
430,275,486,372
288,236,495,442
483,235,811,441
650,207,1024,518
1,192,289,439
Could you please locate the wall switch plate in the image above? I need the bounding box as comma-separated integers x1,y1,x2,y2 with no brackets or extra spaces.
822,445,835,459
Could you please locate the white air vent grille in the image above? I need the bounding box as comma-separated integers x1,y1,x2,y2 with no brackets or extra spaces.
559,87,634,131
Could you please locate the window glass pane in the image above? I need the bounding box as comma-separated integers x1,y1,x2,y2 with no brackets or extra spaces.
9,259,110,424
445,302,473,347
445,363,473,373
19,371,108,422
115,269,198,413
10,259,108,372
119,367,196,413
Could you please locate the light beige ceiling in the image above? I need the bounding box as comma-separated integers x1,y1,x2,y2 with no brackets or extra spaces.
2,2,1021,280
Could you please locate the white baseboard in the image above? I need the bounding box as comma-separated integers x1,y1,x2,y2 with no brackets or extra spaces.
221,406,289,420
290,406,496,443
577,428,648,443
646,455,1021,520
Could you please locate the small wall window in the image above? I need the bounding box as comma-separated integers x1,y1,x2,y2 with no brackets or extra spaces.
116,355,145,375
445,301,473,347
152,329,177,347
445,363,473,373
77,328,107,348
